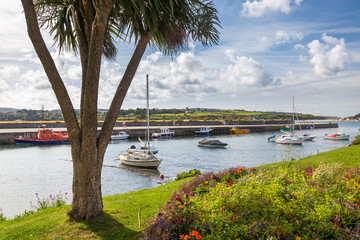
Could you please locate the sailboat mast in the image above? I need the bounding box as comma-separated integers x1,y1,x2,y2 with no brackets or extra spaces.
292,96,295,134
146,74,150,148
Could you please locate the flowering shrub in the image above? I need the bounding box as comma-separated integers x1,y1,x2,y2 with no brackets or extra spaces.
32,192,68,211
144,164,360,239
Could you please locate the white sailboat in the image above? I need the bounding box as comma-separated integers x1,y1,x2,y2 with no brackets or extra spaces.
119,74,161,169
276,97,304,145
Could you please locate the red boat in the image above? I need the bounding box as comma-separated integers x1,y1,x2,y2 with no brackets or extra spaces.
14,126,69,145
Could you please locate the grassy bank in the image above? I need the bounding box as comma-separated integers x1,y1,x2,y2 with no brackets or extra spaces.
0,180,187,239
1,145,359,239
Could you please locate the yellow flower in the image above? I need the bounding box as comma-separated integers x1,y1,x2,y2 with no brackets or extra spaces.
176,201,181,205
189,199,193,203
295,237,301,240
180,205,185,209
204,181,209,184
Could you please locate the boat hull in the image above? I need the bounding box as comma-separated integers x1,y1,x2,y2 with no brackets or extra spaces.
324,136,349,140
119,154,161,169
152,133,174,138
14,138,70,145
276,136,303,145
193,131,213,136
197,139,228,148
111,135,129,140
229,129,250,134
111,131,129,140
197,144,227,148
276,140,303,145
299,135,316,141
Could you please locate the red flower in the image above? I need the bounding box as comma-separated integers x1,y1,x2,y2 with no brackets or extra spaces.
227,180,233,186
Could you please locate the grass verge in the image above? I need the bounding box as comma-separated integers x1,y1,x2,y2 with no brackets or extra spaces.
0,179,188,239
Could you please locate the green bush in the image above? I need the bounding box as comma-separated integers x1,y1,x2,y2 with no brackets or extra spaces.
175,169,201,180
350,135,360,146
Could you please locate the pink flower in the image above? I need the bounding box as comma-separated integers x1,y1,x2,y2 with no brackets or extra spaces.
334,215,340,222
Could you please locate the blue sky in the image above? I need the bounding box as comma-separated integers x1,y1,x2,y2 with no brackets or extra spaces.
0,0,359,117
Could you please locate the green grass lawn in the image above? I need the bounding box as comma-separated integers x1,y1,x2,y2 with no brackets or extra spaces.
0,179,188,240
1,145,359,239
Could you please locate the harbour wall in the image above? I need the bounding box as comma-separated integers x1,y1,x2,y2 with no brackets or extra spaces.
0,120,288,129
0,121,338,144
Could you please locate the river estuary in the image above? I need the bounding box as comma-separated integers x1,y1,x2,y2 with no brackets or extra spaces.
0,121,359,218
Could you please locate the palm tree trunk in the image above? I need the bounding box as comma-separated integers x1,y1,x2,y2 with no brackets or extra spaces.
70,150,103,220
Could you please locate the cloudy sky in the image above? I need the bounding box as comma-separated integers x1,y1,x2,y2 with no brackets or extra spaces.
0,0,359,117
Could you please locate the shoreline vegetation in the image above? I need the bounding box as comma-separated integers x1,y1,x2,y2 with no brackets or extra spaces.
1,144,360,239
0,108,332,122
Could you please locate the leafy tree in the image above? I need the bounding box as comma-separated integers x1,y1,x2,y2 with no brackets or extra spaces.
21,0,220,221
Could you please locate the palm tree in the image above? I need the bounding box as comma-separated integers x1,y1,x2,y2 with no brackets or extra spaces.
21,0,220,221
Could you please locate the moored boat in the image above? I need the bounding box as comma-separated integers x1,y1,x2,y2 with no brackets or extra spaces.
152,128,175,138
14,126,69,145
276,134,303,145
111,131,129,140
229,126,250,134
268,134,276,142
324,133,350,140
193,126,213,136
299,133,316,141
275,97,303,145
119,75,162,169
197,139,228,148
119,152,161,169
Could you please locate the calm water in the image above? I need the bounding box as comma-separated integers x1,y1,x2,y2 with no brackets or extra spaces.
0,121,359,218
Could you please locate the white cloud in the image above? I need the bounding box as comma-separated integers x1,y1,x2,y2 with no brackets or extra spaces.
241,0,303,18
219,50,281,91
275,30,303,45
307,33,349,76
294,44,305,50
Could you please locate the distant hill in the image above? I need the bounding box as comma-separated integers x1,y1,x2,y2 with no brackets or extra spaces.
0,107,19,113
0,107,330,121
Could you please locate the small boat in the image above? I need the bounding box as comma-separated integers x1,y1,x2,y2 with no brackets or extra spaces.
193,126,213,136
229,126,250,134
197,139,228,148
324,133,350,140
276,97,304,145
152,128,175,138
299,133,316,141
268,135,276,142
119,152,161,169
14,126,69,145
276,134,303,145
306,124,315,130
110,131,129,140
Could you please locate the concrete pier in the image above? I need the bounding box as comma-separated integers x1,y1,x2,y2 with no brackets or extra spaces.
0,121,338,144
